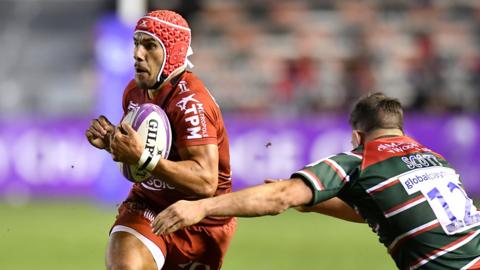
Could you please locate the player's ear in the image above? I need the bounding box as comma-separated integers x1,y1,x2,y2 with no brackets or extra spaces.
351,130,364,148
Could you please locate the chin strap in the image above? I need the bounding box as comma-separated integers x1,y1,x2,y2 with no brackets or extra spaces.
151,73,167,90
151,80,162,90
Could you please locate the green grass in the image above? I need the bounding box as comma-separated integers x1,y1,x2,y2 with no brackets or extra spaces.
0,201,114,270
223,211,395,270
0,201,395,269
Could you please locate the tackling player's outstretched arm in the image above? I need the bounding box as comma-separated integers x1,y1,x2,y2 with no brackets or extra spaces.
152,178,313,235
264,179,363,223
295,198,364,223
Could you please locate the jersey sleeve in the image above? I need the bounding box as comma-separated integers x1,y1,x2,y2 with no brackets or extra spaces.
292,153,361,206
167,85,220,148
122,80,138,114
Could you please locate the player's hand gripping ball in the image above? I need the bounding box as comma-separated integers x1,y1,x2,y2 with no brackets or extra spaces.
118,103,172,182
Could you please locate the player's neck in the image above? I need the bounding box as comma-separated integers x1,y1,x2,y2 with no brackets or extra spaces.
147,68,185,99
364,129,404,143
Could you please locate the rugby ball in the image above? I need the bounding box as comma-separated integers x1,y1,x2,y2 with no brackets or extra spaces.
118,103,172,183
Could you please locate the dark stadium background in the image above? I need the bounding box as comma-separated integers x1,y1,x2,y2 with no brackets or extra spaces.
1,0,479,269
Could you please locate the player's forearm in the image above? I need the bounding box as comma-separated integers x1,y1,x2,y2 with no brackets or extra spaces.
201,179,312,218
150,158,217,197
199,185,288,217
297,199,365,223
151,179,314,235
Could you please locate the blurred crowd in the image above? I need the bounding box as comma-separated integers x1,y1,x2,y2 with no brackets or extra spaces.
2,0,480,117
179,0,480,114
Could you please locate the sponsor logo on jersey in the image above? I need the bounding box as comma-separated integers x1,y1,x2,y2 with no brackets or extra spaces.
141,178,175,190
176,94,199,111
178,80,190,94
398,167,456,195
175,93,208,139
377,142,431,154
128,101,139,112
143,209,156,223
401,153,442,169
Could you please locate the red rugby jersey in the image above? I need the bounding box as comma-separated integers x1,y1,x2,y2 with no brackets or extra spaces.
121,71,232,225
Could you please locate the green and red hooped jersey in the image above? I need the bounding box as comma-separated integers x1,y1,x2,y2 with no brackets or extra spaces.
293,136,480,270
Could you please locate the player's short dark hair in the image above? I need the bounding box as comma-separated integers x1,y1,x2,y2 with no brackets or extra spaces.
349,92,403,133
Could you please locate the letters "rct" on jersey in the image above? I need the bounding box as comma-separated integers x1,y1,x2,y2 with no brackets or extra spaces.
176,94,208,139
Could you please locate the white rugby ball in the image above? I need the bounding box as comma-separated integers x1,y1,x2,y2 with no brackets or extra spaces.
118,103,172,183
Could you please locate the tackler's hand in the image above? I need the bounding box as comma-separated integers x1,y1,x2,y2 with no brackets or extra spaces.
152,200,208,235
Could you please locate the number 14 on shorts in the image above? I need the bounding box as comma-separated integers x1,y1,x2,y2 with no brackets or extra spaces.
422,175,480,235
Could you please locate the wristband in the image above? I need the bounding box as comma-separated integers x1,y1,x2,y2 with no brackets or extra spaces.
138,149,162,172
146,154,161,172
137,149,152,169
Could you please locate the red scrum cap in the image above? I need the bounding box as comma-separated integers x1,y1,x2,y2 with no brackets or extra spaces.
135,10,193,84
